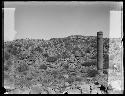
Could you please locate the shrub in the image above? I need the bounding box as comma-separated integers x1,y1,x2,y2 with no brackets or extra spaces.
17,64,28,73
25,55,36,65
4,51,10,61
4,60,13,73
46,56,58,62
14,61,29,76
42,53,49,58
39,64,47,70
81,61,96,67
51,70,59,79
87,69,98,77
60,51,71,59
62,64,69,70
66,77,74,84
34,46,43,53
6,43,22,56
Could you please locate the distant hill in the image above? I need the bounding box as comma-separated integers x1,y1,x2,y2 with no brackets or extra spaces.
4,35,121,69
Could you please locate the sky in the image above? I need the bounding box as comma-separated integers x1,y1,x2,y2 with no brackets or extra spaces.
4,8,16,41
4,2,123,41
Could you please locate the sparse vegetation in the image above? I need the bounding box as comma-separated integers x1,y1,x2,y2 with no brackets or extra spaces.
3,35,121,94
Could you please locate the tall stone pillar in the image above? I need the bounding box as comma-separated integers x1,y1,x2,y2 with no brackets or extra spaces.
2,9,4,37
97,31,103,73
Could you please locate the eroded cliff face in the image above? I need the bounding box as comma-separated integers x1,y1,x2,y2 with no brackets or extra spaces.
3,36,122,94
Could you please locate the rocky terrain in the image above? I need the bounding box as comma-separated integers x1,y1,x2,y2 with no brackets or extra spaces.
3,35,123,94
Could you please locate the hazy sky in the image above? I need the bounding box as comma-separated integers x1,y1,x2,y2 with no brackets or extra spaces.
4,2,123,41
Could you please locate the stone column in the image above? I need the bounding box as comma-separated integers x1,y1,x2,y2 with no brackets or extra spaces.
2,9,4,37
97,31,103,73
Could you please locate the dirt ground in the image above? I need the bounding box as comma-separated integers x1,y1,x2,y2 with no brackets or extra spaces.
108,69,124,94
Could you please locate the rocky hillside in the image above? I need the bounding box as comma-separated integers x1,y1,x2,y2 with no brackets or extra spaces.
4,35,121,68
3,35,122,94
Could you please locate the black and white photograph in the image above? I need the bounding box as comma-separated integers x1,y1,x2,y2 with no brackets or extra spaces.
3,1,123,94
